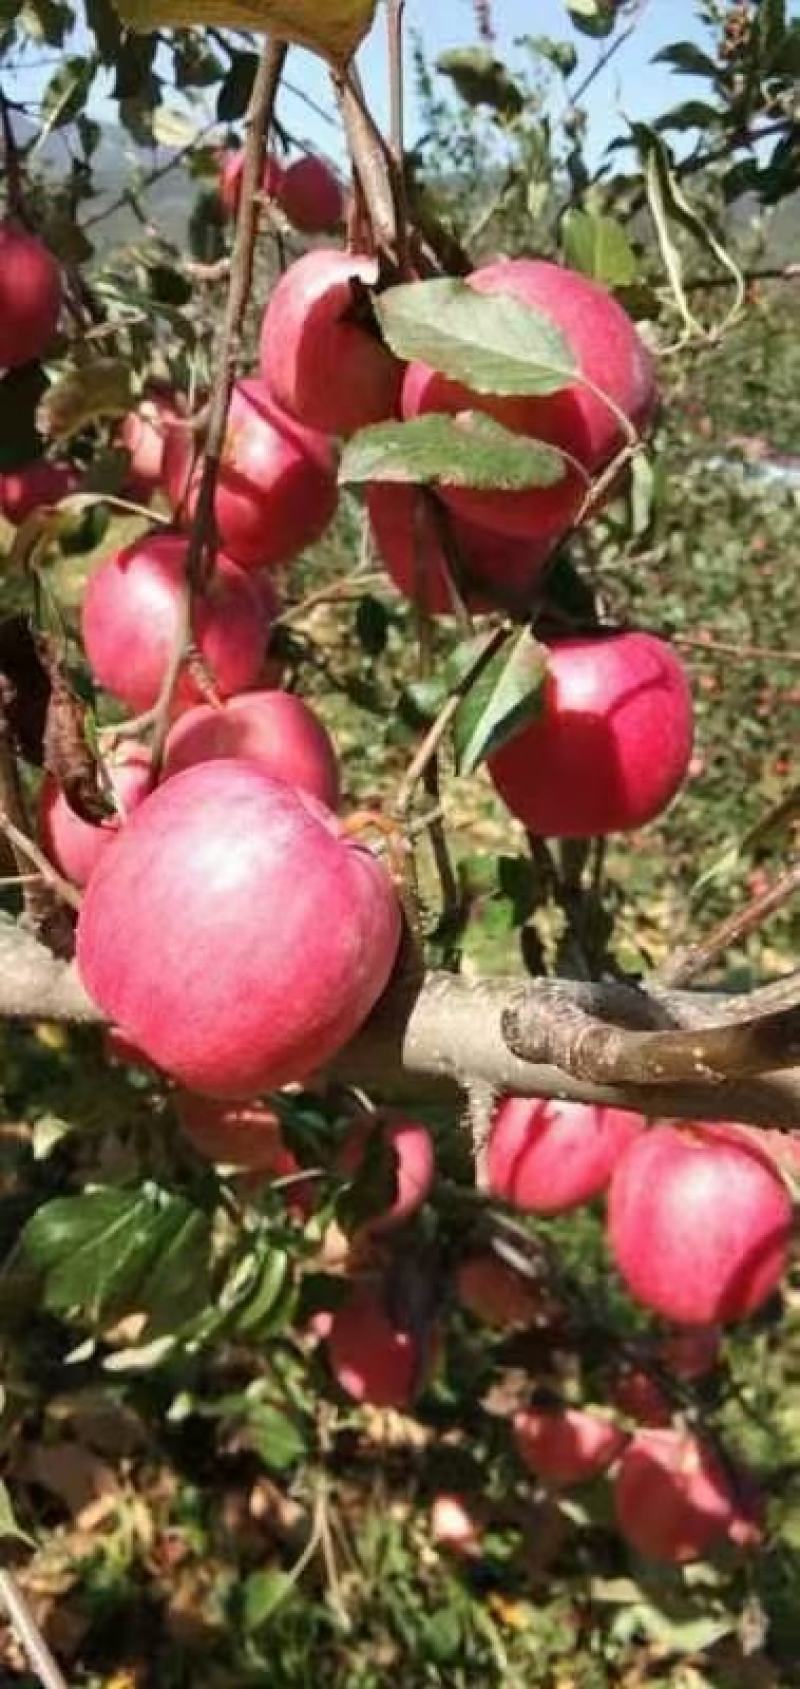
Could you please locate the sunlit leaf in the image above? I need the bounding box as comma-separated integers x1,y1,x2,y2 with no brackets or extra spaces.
340,413,566,492
437,47,524,115
562,209,637,287
376,278,577,396
453,629,548,776
38,359,134,442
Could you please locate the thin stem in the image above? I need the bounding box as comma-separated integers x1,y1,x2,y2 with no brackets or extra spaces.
0,87,23,218
657,858,800,990
674,633,800,665
0,1569,69,1689
0,816,82,913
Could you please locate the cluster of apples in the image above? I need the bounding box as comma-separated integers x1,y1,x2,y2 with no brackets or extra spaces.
218,147,344,235
295,1095,790,1566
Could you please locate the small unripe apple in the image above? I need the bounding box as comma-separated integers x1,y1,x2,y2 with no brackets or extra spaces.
162,378,338,571
119,387,182,503
338,1114,435,1233
513,1406,626,1488
162,689,340,811
81,533,271,713
0,220,62,370
0,459,78,524
430,1493,482,1557
260,250,403,437
326,1285,428,1408
77,762,401,1098
402,257,655,539
488,632,694,838
218,147,284,219
614,1429,736,1563
39,742,153,888
367,483,559,616
455,1254,551,1329
279,155,343,233
608,1123,792,1326
487,1096,645,1214
175,1093,299,1176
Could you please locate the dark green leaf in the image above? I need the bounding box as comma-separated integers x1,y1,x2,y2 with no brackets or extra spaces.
355,593,389,656
85,0,122,58
135,1209,213,1338
769,20,800,73
524,34,577,76
21,1187,211,1328
20,0,71,44
565,0,615,38
400,676,449,726
375,277,577,397
341,414,566,493
436,47,524,115
217,50,258,120
562,209,637,286
652,40,719,78
224,1245,294,1338
655,100,723,133
453,629,548,776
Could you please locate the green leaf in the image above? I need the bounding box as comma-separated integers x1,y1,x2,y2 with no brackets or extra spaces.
355,593,389,656
247,1404,308,1472
561,209,637,287
655,99,723,133
233,1246,293,1338
111,0,377,64
217,50,257,121
243,1568,296,1632
436,48,524,116
39,54,97,134
85,0,122,59
20,1187,211,1330
150,105,200,147
453,629,548,776
135,1209,213,1338
652,40,720,78
38,359,134,442
340,414,567,493
375,278,577,397
20,0,71,44
633,123,745,334
565,0,615,38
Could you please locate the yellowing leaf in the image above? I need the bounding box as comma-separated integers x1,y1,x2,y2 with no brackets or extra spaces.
112,0,377,63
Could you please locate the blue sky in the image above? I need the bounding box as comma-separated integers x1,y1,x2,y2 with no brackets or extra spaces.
278,0,716,168
10,0,716,169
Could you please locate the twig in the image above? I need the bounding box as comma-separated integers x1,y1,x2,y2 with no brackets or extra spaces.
396,625,510,815
568,8,642,109
0,816,81,913
657,858,800,990
333,69,400,259
386,0,409,270
0,1569,69,1689
80,121,218,232
0,87,23,218
675,633,800,664
184,38,287,595
277,570,386,627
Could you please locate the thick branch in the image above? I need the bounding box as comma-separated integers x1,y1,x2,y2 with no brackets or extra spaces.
3,925,800,1128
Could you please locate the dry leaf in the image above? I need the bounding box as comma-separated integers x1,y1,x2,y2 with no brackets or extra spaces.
113,0,377,64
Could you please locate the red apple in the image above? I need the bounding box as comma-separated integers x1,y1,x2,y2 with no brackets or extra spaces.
279,155,343,233
367,483,559,616
0,459,78,524
81,533,271,713
614,1429,736,1563
162,378,338,571
0,220,62,370
76,761,401,1098
402,257,655,538
488,631,694,838
218,147,284,219
260,250,403,437
175,1093,300,1176
326,1285,428,1408
608,1123,792,1325
161,689,340,811
430,1493,482,1557
513,1406,626,1488
120,387,182,503
39,741,153,888
455,1254,550,1329
487,1096,645,1214
338,1114,435,1233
